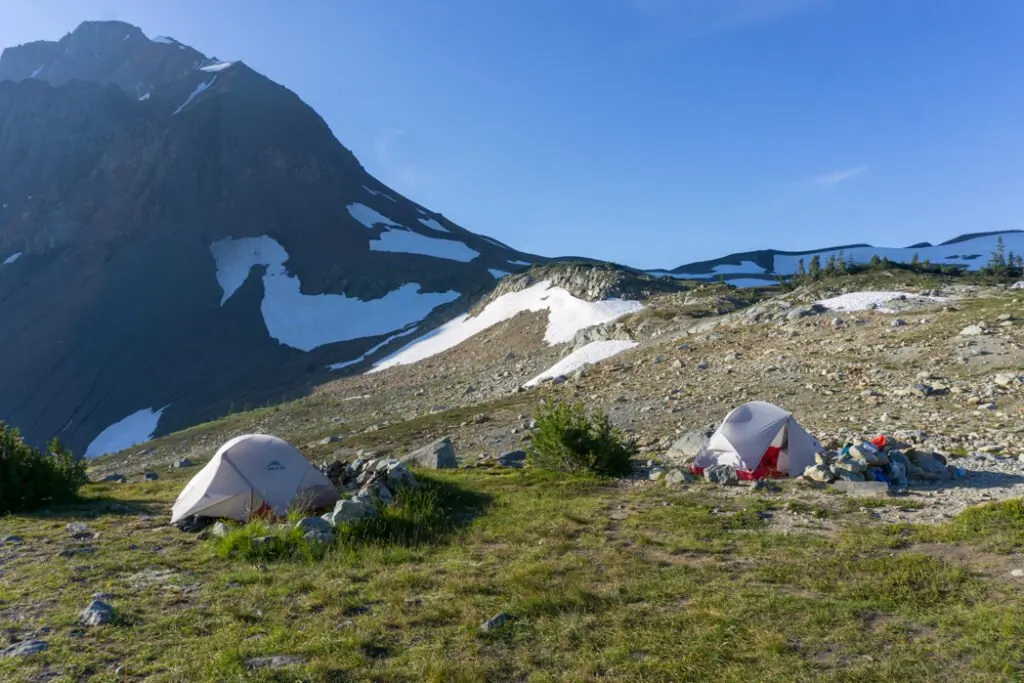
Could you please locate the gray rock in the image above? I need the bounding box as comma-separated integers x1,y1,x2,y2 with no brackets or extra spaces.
66,523,94,539
666,425,715,464
802,464,834,483
324,498,372,526
664,469,691,487
495,450,527,468
80,599,115,626
960,324,986,336
57,546,96,558
786,305,825,321
703,464,738,486
401,437,458,469
832,480,890,498
751,479,781,493
303,529,334,544
907,451,952,481
245,655,307,671
648,466,666,481
832,468,866,482
174,515,212,533
481,612,513,631
0,640,48,658
143,471,159,481
209,521,230,538
319,435,342,446
172,458,195,469
386,463,417,489
102,473,127,483
295,517,334,536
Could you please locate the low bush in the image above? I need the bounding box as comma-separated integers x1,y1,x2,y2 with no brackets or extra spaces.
528,398,636,477
0,422,87,514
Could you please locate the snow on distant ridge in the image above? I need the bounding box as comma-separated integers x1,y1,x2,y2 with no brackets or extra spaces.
418,217,449,233
150,35,175,44
210,236,460,351
2,252,22,265
488,269,509,279
370,281,643,373
200,61,234,73
173,76,216,115
347,203,403,229
525,340,638,387
815,291,947,313
328,327,420,371
363,186,397,202
370,230,479,262
85,406,167,459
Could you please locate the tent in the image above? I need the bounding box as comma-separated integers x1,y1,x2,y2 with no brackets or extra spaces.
170,434,338,523
691,402,821,479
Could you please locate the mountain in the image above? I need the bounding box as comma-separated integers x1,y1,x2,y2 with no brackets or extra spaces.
0,21,539,457
655,231,1024,286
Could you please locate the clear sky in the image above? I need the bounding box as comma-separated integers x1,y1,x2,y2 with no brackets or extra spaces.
2,1,1023,268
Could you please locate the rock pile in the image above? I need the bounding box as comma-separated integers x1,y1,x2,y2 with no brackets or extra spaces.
307,457,420,534
802,437,961,490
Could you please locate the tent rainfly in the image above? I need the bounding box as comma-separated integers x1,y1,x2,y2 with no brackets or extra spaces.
692,401,821,479
170,434,338,523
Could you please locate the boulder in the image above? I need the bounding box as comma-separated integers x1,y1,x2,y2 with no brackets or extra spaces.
480,612,513,631
960,324,986,336
907,450,952,481
665,425,715,464
832,468,866,482
648,466,666,481
80,599,115,626
324,498,373,526
0,640,48,659
385,463,416,490
172,458,195,469
495,450,527,468
664,469,692,487
802,464,833,483
295,517,334,536
144,471,159,481
703,464,738,486
401,437,458,469
174,515,212,533
210,521,230,538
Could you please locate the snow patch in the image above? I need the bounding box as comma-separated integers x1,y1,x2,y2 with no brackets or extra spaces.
525,340,638,387
151,35,175,44
347,203,403,229
138,92,151,101
418,217,449,233
84,406,167,459
29,65,43,78
328,327,420,371
2,252,22,265
507,259,531,266
210,236,460,351
362,186,397,202
371,281,643,372
200,61,234,73
488,269,509,279
815,291,948,313
370,231,480,262
173,76,216,115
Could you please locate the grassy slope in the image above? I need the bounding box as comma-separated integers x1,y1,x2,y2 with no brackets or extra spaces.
3,467,1024,682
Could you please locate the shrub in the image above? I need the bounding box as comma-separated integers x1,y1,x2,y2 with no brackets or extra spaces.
528,399,636,477
0,422,88,514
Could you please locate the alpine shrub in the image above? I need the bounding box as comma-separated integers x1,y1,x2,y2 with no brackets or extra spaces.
528,399,636,476
0,422,87,514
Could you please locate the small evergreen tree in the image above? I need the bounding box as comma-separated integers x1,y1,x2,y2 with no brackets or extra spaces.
992,236,1007,269
0,423,87,514
846,252,856,271
869,254,883,268
808,255,821,280
796,258,806,280
528,399,636,477
824,255,837,276
911,252,920,267
1016,253,1024,271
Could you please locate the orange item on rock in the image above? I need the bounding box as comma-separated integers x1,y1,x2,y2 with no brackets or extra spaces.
871,434,888,449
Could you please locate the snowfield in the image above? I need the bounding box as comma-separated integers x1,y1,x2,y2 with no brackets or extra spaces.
85,406,167,459
347,203,403,229
173,76,216,115
370,281,644,373
418,217,448,232
2,252,22,265
199,61,234,73
210,235,460,351
370,230,480,263
328,327,420,371
524,340,638,387
362,186,397,202
815,291,948,313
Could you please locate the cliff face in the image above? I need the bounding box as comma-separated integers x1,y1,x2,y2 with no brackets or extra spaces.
0,21,537,456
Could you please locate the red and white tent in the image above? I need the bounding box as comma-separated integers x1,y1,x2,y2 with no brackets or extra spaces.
692,402,821,479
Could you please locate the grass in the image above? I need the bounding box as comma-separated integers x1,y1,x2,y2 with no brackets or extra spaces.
3,470,1024,681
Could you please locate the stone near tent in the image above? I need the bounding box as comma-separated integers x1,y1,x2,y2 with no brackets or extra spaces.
172,458,195,469
0,640,48,659
751,479,781,493
323,498,373,526
210,521,230,538
402,437,458,469
80,599,115,626
648,466,666,481
704,464,738,486
959,324,986,336
664,469,692,487
802,464,834,483
907,450,952,481
295,517,334,536
174,515,212,533
67,523,94,540
832,468,865,482
665,425,715,464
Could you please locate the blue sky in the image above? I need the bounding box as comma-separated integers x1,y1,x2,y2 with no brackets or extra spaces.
2,1,1023,268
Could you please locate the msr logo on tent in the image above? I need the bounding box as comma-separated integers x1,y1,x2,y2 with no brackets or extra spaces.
265,460,285,471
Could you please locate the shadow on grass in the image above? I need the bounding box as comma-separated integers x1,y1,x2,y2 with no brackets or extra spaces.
13,494,163,520
216,474,493,563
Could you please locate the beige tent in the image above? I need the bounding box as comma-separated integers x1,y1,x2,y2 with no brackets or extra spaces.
692,402,821,479
170,434,338,523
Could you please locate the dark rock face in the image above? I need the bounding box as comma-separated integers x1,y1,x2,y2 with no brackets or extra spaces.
0,21,538,457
